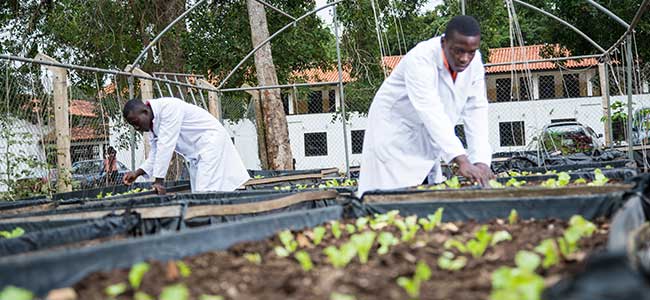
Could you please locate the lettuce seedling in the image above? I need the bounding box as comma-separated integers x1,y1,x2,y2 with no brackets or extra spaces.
557,172,571,187
573,178,587,184
515,251,541,272
558,215,597,257
324,243,357,268
437,251,467,271
491,230,512,246
569,215,596,237
331,221,342,239
541,178,558,188
330,292,357,300
294,250,314,271
160,283,189,300
397,261,431,299
534,239,559,269
199,295,225,300
128,262,150,289
0,286,34,300
370,210,399,229
467,225,492,258
506,178,526,188
243,253,262,265
311,226,327,245
588,168,609,186
395,216,420,242
176,261,191,278
279,230,298,252
134,291,153,300
490,265,544,300
350,231,377,264
445,176,461,189
105,283,127,298
443,239,467,253
488,180,504,188
507,170,521,177
0,227,24,239
355,217,369,231
419,208,444,232
346,224,357,234
377,232,399,255
508,209,518,225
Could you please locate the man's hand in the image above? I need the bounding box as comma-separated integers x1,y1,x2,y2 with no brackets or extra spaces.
453,155,493,187
152,178,166,195
123,168,145,186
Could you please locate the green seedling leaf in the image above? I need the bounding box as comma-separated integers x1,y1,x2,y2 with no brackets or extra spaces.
415,260,432,281
445,176,461,189
605,165,613,169
429,183,447,190
324,243,357,268
569,215,597,237
0,227,25,239
506,178,526,188
508,209,518,225
330,292,356,300
377,232,399,255
419,208,444,231
105,282,127,297
159,283,190,300
135,291,154,300
0,286,34,300
574,178,588,184
444,239,467,253
199,295,224,300
355,217,369,231
350,231,377,263
294,250,314,271
397,276,420,298
541,178,558,188
515,251,541,272
488,180,504,188
588,169,609,186
96,192,103,199
557,172,571,187
507,170,521,177
490,266,544,300
437,251,467,271
534,239,560,269
244,253,262,265
128,262,150,289
331,221,342,239
370,210,400,229
176,261,191,278
467,226,492,258
345,224,357,234
274,246,291,257
311,226,327,245
278,230,298,252
491,230,512,246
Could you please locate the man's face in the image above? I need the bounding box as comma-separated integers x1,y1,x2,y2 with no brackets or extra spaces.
442,31,481,73
125,109,152,132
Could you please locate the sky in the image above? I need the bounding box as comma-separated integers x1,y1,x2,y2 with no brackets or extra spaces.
314,0,443,27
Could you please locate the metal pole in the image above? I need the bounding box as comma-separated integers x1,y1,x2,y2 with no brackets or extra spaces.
604,63,614,148
603,0,650,55
461,0,465,15
333,6,351,178
253,0,296,20
586,0,629,28
626,35,634,160
128,76,136,170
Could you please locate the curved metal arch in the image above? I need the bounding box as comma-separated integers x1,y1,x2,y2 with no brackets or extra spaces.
512,0,606,53
216,0,344,89
586,0,629,28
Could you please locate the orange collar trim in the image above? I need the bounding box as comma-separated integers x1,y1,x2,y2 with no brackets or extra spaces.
442,50,458,82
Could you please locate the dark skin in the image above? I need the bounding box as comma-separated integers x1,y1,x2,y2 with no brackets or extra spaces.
441,31,495,186
122,104,166,195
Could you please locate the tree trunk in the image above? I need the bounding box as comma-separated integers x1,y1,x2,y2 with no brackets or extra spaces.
246,0,294,170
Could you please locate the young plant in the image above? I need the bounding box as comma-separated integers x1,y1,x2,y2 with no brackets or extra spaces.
243,253,262,265
355,217,369,231
466,225,492,258
491,230,512,246
395,215,420,242
294,250,314,271
558,215,597,257
573,178,587,184
331,221,342,239
159,283,190,300
0,227,24,239
176,261,191,278
488,180,504,188
274,230,298,257
345,224,357,234
490,251,544,300
324,243,357,268
104,283,127,298
330,292,356,300
370,210,399,230
588,168,609,186
557,172,571,187
350,231,376,264
377,232,399,255
199,295,225,300
534,239,560,269
437,251,467,271
506,178,526,188
0,286,34,300
540,178,558,188
445,176,461,189
311,226,327,245
443,239,467,253
134,291,154,300
128,262,150,289
396,261,432,299
508,209,518,225
418,208,444,232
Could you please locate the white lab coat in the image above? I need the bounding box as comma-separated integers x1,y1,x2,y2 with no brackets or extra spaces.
139,97,250,192
357,36,491,195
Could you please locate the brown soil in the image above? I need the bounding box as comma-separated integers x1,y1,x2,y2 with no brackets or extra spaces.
74,217,609,300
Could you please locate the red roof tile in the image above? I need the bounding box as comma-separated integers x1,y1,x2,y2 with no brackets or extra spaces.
69,100,97,117
44,126,108,143
485,44,598,73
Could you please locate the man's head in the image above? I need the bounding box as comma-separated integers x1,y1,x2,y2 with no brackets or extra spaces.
122,99,152,132
442,15,481,73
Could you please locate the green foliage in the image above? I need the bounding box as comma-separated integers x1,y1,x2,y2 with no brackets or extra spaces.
491,231,513,246
199,295,225,300
134,292,154,300
437,251,467,271
540,178,558,188
104,282,127,297
506,178,527,188
128,262,150,289
443,239,467,253
588,169,609,186
311,226,326,245
397,261,432,299
0,227,24,239
515,251,541,272
488,180,504,188
573,178,588,185
345,224,357,234
395,215,420,242
557,172,571,187
377,232,399,255
243,253,262,265
350,231,377,264
467,225,493,258
159,283,189,300
508,209,518,225
176,261,191,278
330,292,356,300
444,176,461,189
558,215,597,257
277,230,298,253
294,250,314,272
534,239,560,269
0,286,34,300
418,208,444,232
331,221,342,239
490,265,544,300
324,243,357,269
355,217,369,231
370,210,399,230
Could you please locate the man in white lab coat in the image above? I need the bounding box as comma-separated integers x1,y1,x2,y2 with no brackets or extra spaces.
122,97,250,194
358,15,494,195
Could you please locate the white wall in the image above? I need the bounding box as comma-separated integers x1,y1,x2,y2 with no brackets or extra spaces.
0,118,50,192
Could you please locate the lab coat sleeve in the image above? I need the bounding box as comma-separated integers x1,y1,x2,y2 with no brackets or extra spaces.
461,72,492,166
151,106,183,179
138,133,158,179
403,54,467,163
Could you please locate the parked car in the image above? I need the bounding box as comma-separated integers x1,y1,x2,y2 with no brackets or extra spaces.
632,107,650,145
42,159,131,189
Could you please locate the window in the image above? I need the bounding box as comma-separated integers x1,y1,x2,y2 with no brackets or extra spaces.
304,132,327,156
281,92,290,115
454,124,467,148
539,75,555,99
351,130,365,154
71,144,100,163
496,78,512,102
499,121,526,146
328,90,336,113
518,77,532,100
551,118,577,123
563,74,580,98
308,91,323,114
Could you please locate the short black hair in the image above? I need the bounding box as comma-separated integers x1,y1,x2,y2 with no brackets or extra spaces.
444,15,480,39
122,98,146,119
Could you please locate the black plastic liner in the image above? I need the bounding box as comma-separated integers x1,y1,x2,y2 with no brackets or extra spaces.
15,181,190,202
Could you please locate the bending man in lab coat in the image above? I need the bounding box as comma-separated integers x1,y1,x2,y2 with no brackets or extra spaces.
122,97,250,194
358,15,494,195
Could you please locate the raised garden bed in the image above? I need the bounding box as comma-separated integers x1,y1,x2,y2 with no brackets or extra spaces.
73,211,610,300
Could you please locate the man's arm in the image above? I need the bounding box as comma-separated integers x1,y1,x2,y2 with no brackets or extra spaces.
461,71,494,182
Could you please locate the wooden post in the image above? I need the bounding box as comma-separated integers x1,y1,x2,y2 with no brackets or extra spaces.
243,84,269,169
36,54,72,192
129,66,153,158
197,79,221,121
598,63,612,146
